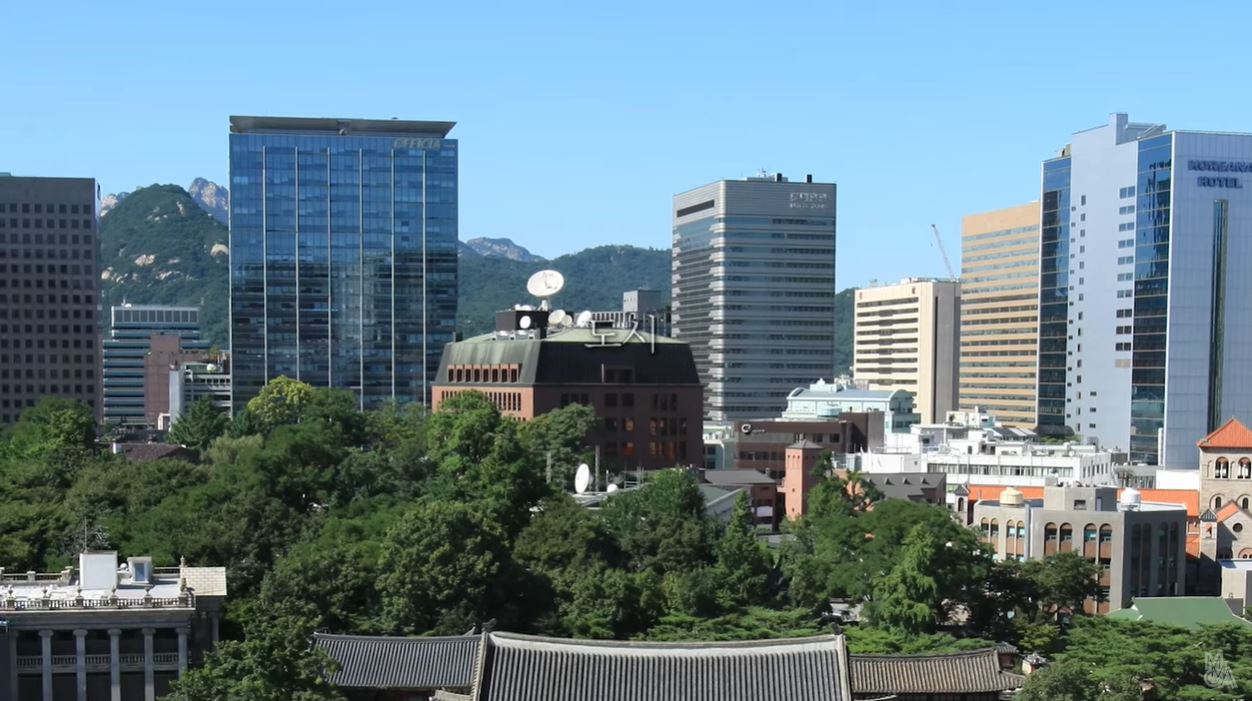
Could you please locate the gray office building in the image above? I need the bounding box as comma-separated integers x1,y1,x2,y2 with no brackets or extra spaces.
0,175,101,425
228,116,458,412
102,305,208,425
672,174,837,420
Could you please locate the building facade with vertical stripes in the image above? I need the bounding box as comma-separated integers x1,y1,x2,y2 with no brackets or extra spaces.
959,203,1040,428
1035,113,1252,466
227,116,457,412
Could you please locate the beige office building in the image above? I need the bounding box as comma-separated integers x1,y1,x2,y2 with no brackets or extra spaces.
959,203,1040,428
852,279,959,424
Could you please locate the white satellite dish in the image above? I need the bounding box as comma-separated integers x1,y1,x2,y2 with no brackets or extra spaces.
518,315,533,330
526,270,565,299
606,483,620,494
574,463,592,494
561,315,574,328
549,309,567,327
575,310,593,328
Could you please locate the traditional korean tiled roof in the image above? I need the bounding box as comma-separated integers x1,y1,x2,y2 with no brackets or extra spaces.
313,633,481,690
477,632,852,701
1197,418,1252,449
848,648,1024,696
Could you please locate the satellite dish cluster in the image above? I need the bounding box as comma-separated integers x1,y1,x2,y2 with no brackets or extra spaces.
523,269,589,330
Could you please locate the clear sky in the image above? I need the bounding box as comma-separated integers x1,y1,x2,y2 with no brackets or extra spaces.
4,0,1251,288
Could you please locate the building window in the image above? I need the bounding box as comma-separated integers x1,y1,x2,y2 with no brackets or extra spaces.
1239,458,1251,479
1216,458,1230,479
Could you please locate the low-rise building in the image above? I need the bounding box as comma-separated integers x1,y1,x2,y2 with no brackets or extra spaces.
853,410,1116,488
433,313,702,472
973,485,1187,613
781,380,919,433
163,360,231,430
0,552,226,701
704,417,879,478
849,647,1024,701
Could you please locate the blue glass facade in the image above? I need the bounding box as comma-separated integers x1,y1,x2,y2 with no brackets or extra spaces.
1035,157,1071,430
1129,135,1173,463
229,118,457,412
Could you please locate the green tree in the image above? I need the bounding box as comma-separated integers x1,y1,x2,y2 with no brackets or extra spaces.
519,403,597,487
245,376,315,433
871,523,942,633
167,608,342,701
599,469,714,575
714,492,772,608
378,500,511,635
1018,659,1097,701
167,397,228,452
1023,551,1100,617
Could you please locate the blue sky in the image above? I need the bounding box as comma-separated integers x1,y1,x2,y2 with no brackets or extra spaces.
4,1,1251,288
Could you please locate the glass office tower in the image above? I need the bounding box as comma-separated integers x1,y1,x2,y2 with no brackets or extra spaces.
228,116,457,412
1034,114,1252,465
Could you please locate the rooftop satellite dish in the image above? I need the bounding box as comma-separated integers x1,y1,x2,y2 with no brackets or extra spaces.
574,464,591,494
518,315,533,330
527,270,565,299
549,309,567,327
575,310,593,328
606,483,620,494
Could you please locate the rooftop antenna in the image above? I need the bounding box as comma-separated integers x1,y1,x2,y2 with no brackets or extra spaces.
526,269,565,311
548,309,567,327
574,463,591,495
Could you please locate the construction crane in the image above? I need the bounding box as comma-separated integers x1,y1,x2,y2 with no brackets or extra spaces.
930,224,957,279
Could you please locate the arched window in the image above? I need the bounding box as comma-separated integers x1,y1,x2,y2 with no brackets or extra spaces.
1084,524,1098,542
1045,522,1058,542
1059,523,1074,551
980,518,990,539
1215,496,1224,510
1216,458,1230,479
1240,458,1252,479
1242,496,1250,510
1099,524,1113,544
990,519,999,540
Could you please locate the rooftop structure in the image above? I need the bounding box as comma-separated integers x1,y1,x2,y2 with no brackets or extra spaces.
852,409,1116,488
781,379,919,433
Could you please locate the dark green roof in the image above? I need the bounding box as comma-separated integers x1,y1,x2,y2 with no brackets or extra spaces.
437,328,699,386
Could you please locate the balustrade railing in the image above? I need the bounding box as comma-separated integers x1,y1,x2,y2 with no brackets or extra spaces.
0,592,194,611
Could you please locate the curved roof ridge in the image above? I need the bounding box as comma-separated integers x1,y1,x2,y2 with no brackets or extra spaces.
488,631,841,650
314,632,477,643
850,646,1000,660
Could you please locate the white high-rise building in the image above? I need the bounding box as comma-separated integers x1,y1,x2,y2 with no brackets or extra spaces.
672,174,837,420
1037,113,1252,465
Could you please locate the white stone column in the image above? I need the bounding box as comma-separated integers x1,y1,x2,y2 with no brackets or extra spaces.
177,627,189,676
143,627,156,701
39,629,53,701
74,629,88,701
108,628,123,701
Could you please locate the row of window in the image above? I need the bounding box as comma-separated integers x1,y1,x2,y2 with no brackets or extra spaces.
446,363,522,384
1,202,91,214
1211,457,1252,479
0,218,94,231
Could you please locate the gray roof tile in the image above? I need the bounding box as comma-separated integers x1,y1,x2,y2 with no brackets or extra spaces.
314,633,480,690
479,632,852,701
849,648,1024,695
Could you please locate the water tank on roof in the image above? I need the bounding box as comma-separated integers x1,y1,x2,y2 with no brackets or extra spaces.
1119,488,1142,511
1000,487,1025,507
